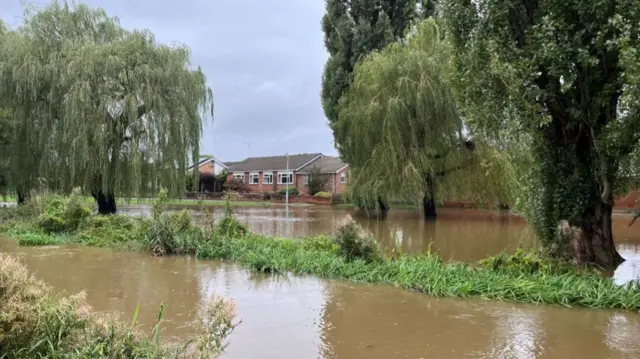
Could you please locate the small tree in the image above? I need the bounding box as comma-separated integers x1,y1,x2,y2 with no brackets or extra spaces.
306,166,328,195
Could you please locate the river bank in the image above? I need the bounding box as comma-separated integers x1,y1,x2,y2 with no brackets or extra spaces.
2,193,639,312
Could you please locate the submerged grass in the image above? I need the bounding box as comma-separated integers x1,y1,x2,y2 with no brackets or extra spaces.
1,193,640,312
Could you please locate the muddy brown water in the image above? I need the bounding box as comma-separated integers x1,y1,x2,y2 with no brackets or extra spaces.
2,206,640,358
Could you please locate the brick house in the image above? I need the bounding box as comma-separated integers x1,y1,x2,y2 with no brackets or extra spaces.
296,156,349,195
188,157,237,192
226,153,349,194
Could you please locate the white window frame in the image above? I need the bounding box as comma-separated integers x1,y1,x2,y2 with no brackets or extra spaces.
303,174,309,185
278,172,294,184
263,173,273,184
249,173,259,184
233,173,245,181
340,172,346,184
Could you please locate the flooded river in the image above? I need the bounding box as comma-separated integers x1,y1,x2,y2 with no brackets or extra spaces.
2,206,640,358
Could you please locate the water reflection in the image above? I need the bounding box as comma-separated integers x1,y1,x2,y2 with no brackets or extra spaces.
1,239,639,359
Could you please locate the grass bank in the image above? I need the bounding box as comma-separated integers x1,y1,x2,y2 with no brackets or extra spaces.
0,253,236,358
1,192,639,312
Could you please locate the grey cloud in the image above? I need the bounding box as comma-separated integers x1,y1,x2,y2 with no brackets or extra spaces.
2,0,335,162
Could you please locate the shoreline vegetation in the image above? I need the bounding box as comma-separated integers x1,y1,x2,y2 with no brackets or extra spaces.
0,253,237,358
1,192,640,319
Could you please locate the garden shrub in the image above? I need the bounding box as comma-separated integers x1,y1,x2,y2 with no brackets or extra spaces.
333,220,381,262
314,191,332,198
278,187,299,195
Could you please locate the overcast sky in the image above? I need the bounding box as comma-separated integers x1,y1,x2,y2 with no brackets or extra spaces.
2,0,336,162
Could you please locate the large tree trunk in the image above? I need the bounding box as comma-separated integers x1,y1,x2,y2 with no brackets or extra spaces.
423,174,437,220
565,201,624,268
92,190,117,214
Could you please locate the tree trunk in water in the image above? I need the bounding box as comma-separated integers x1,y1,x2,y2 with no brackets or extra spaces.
567,202,624,269
376,197,389,219
423,174,437,220
423,195,437,220
16,189,26,205
92,190,117,214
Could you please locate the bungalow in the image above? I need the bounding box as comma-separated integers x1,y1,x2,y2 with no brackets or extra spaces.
226,153,349,194
187,156,236,192
188,156,231,176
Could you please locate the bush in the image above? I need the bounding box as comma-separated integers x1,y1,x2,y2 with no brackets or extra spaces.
15,232,65,246
223,178,248,193
314,191,332,198
278,187,299,195
77,214,144,247
213,194,248,238
37,191,92,234
332,220,381,262
0,253,237,358
478,248,589,276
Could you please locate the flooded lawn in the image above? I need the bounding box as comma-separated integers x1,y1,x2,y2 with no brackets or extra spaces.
3,206,640,358
122,204,640,283
1,239,639,359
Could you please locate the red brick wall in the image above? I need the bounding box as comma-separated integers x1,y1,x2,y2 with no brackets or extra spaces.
198,161,215,176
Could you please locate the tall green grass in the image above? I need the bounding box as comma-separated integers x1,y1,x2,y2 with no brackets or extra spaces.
2,192,640,311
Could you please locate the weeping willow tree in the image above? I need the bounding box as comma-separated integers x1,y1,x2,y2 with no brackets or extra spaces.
0,1,213,213
336,19,515,219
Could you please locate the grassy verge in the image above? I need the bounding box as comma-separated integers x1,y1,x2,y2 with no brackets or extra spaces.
2,192,639,311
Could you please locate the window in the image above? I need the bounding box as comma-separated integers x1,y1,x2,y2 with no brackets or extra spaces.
303,175,308,185
233,173,245,182
263,173,273,184
340,172,346,184
250,173,259,184
278,172,293,184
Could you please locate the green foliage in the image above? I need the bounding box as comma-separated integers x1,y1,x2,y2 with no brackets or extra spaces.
443,0,640,266
477,249,589,276
77,214,144,247
0,1,213,200
314,191,332,198
338,19,515,211
332,220,382,263
15,232,65,246
321,0,426,136
213,194,248,238
37,192,92,234
4,194,640,310
278,187,299,195
0,253,237,358
195,232,640,310
305,166,328,195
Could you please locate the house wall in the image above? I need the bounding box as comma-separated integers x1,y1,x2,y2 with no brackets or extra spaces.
225,167,349,195
198,161,215,176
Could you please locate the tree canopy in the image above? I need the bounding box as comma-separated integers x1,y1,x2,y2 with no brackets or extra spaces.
321,0,431,152
0,1,213,213
443,0,640,267
336,19,515,217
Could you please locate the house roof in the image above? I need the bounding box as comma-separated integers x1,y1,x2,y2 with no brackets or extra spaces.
223,161,241,168
188,156,227,171
298,156,348,173
227,153,323,172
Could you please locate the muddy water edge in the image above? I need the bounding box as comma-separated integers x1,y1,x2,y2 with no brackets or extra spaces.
2,205,640,358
